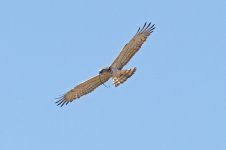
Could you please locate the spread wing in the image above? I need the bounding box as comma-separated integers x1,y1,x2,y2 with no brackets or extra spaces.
111,22,155,69
56,72,111,107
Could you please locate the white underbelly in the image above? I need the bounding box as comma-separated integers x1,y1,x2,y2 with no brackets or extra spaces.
111,68,121,77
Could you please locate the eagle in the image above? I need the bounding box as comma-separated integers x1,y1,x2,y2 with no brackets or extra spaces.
56,22,155,106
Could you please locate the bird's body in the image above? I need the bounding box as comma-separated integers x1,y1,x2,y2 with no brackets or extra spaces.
99,66,123,77
56,22,155,106
98,66,137,87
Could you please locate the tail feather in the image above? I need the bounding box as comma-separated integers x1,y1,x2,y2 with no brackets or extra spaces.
112,67,136,87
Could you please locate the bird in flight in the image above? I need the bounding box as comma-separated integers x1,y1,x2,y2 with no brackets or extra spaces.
56,22,155,106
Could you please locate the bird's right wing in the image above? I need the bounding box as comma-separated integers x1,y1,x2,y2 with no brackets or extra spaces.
111,22,155,70
56,72,111,106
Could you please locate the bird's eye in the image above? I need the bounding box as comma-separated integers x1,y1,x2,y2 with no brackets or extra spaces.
99,69,103,74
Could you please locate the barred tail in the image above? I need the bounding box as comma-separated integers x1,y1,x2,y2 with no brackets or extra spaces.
112,67,136,87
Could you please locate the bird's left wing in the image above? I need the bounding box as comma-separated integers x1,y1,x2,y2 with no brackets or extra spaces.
56,72,111,106
111,22,155,70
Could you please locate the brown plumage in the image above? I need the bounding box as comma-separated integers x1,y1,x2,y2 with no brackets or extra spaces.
56,22,155,106
112,67,137,87
111,22,155,69
56,72,111,106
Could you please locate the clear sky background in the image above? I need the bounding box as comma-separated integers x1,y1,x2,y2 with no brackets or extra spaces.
0,0,226,150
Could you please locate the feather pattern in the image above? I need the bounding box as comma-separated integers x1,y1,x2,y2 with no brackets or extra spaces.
111,22,155,69
56,72,111,107
112,67,136,87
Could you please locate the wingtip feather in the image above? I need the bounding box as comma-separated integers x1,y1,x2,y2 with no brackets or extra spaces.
136,22,156,35
55,95,67,107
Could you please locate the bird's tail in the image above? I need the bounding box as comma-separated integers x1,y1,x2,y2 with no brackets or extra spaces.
112,67,136,87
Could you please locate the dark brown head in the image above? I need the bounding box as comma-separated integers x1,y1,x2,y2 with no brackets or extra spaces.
99,67,111,74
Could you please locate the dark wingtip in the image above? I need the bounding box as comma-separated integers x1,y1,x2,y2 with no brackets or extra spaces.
136,27,140,34
140,22,147,32
136,22,156,34
55,95,66,107
144,22,151,30
147,23,155,33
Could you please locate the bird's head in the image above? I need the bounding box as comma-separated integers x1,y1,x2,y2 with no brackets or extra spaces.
99,67,111,74
99,69,104,74
99,68,107,74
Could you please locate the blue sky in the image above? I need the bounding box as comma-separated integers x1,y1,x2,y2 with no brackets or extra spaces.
0,0,226,149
